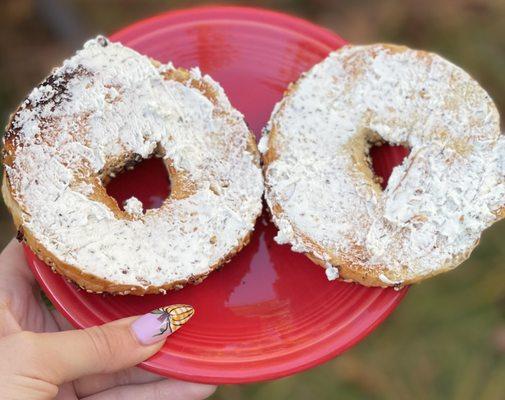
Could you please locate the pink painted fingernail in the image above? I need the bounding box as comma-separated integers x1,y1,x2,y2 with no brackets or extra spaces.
131,304,194,345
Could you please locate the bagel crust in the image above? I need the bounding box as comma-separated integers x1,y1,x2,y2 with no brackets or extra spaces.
2,36,263,295
260,44,504,287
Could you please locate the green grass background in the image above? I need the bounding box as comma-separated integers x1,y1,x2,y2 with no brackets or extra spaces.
1,1,504,398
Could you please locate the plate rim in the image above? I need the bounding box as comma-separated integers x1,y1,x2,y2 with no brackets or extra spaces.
27,246,408,384
110,5,345,48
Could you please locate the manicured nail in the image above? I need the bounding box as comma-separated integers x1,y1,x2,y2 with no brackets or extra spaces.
131,304,194,345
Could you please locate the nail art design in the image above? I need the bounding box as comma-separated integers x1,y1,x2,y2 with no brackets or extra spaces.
132,304,194,345
151,305,195,336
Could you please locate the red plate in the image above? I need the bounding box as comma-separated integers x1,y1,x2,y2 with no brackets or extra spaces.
25,6,409,384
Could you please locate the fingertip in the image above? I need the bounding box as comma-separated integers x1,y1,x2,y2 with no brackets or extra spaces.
188,383,217,399
86,379,217,400
162,380,217,400
130,305,194,346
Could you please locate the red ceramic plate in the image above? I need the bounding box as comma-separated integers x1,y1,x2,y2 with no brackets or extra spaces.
25,6,409,384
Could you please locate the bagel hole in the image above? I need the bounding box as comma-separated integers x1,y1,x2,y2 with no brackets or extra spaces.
369,143,410,189
105,156,171,212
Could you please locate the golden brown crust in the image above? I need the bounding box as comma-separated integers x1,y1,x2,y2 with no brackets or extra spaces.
263,177,483,288
3,155,259,297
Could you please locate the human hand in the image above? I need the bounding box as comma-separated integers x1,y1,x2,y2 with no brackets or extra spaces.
0,239,216,399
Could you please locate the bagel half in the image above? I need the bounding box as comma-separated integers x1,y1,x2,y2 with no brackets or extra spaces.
2,36,264,295
260,44,504,287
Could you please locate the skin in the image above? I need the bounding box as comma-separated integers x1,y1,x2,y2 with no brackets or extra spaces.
0,239,216,400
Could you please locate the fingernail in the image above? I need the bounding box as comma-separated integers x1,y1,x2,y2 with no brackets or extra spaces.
131,304,194,345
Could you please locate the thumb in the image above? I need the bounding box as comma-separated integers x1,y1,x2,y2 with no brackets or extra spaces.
1,305,194,385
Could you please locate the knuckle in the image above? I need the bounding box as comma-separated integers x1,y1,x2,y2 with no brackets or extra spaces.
83,326,116,370
14,331,38,353
4,376,58,400
33,380,59,400
3,331,41,373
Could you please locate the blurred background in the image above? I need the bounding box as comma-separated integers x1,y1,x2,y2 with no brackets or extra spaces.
1,0,504,399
